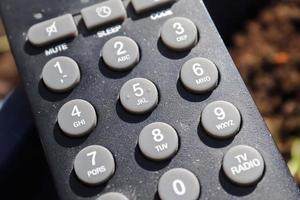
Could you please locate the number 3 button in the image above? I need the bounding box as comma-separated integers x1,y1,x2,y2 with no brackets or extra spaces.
119,78,159,114
201,101,241,139
102,36,140,71
158,168,201,200
138,122,179,161
57,99,97,137
161,17,198,51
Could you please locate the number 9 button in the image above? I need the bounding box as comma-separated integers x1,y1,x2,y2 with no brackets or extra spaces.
119,78,159,114
138,122,179,161
102,36,140,71
180,57,219,94
161,17,198,51
201,101,241,139
74,145,115,185
158,168,201,200
57,99,97,137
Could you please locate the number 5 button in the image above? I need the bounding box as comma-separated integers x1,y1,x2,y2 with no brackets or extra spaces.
74,145,115,185
161,17,198,51
158,168,201,200
57,99,97,137
138,122,179,161
180,57,219,94
201,101,241,139
119,78,159,114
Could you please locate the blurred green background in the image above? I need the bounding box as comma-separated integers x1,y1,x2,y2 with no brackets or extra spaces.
0,0,299,187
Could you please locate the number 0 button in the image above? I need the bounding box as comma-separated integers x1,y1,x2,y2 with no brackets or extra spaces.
74,145,115,185
201,101,241,139
102,36,140,71
158,168,201,200
161,17,198,51
139,122,179,161
119,78,159,114
57,99,97,137
180,57,219,94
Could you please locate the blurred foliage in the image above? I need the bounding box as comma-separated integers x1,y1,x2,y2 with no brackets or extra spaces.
230,0,300,185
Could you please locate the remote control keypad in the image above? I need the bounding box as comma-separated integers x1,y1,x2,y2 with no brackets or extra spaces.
57,99,97,137
158,168,201,200
222,145,265,186
180,57,219,94
119,78,158,114
42,56,80,92
102,36,140,71
74,145,115,185
161,17,198,51
97,192,129,200
138,122,179,161
81,0,126,30
27,14,78,47
132,0,176,13
201,101,241,139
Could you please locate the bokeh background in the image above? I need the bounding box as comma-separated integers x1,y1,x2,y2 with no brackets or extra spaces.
0,0,299,197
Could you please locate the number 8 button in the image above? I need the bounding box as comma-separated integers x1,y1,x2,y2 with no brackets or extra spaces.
138,122,179,161
201,101,241,139
119,78,159,114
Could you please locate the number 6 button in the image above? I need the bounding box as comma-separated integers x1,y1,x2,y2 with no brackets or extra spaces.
119,78,159,114
161,17,198,51
74,145,115,185
138,122,179,161
102,36,140,71
158,168,201,200
57,99,97,137
201,101,241,139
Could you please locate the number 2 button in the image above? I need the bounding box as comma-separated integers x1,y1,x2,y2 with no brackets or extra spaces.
119,78,159,114
102,36,140,71
57,99,97,137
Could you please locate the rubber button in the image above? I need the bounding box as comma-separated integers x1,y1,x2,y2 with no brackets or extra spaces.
102,36,140,71
74,145,115,185
57,99,97,137
132,0,176,13
97,192,129,200
180,57,219,94
119,78,158,114
138,122,179,161
158,168,200,200
222,145,265,185
42,56,80,92
201,101,241,139
161,17,198,51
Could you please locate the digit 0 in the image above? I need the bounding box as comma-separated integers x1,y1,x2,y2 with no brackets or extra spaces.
172,179,186,196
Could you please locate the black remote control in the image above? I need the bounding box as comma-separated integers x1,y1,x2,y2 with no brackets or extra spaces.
1,0,300,199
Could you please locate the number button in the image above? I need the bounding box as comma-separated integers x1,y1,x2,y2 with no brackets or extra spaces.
138,122,179,161
180,57,219,94
201,101,241,139
57,99,97,137
223,145,265,185
160,17,198,51
74,145,115,185
97,192,129,200
119,78,159,114
158,168,200,200
102,36,140,71
42,57,80,92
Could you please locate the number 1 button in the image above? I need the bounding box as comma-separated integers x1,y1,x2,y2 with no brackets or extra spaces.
119,78,159,114
158,168,201,200
57,99,97,137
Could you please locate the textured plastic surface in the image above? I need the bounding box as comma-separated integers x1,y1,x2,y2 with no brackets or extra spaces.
1,0,300,199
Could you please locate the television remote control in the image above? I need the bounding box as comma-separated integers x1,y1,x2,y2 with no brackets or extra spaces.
1,0,300,199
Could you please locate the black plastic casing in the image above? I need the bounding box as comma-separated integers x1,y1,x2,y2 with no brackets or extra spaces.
1,0,300,199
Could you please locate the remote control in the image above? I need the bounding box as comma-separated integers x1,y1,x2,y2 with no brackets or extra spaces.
1,0,300,199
